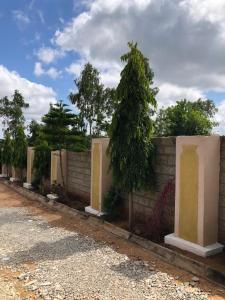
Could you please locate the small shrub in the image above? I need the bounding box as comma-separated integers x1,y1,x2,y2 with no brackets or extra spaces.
32,141,51,193
146,178,175,242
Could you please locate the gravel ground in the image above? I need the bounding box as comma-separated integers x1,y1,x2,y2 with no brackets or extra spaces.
0,206,212,300
0,277,21,300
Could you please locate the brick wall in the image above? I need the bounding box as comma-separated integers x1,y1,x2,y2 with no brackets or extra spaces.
219,137,225,244
131,137,176,232
67,151,91,200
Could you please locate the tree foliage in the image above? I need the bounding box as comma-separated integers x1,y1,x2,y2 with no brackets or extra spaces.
33,140,51,191
2,132,13,176
42,101,87,151
0,90,29,137
13,126,27,178
154,99,218,136
28,120,43,146
108,42,157,192
108,42,157,230
69,63,117,137
42,101,87,187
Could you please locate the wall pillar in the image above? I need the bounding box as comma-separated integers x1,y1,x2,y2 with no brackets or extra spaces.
0,164,8,177
50,150,67,187
85,138,112,216
23,147,35,189
165,136,224,257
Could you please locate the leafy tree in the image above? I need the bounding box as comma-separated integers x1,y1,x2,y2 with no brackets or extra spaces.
0,90,29,137
69,63,103,137
28,120,43,146
95,88,118,135
154,99,218,136
69,63,117,137
2,132,13,176
42,101,87,188
13,126,28,180
108,42,157,230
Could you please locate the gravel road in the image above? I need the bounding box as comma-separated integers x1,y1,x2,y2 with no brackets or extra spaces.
0,184,220,299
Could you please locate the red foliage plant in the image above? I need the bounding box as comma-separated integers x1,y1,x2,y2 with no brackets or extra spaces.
147,177,175,242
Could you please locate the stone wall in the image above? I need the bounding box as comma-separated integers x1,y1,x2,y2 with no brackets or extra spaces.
65,137,225,244
67,151,91,200
219,137,225,244
131,137,176,232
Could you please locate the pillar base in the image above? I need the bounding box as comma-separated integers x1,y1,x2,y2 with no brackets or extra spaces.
85,206,105,217
9,177,19,182
165,233,224,257
0,174,7,178
23,182,33,189
47,193,59,201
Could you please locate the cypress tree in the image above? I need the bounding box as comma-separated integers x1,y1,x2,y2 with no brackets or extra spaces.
108,42,157,230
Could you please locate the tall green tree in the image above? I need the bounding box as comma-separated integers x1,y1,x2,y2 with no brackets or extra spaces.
28,120,43,146
2,132,13,176
95,87,118,135
108,42,157,230
154,99,218,136
69,63,117,137
69,63,103,137
42,101,87,188
13,126,28,180
0,90,29,137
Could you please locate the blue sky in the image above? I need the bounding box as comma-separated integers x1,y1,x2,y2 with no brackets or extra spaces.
1,0,225,132
0,0,79,102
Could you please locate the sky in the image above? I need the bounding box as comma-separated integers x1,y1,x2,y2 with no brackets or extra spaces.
1,0,225,133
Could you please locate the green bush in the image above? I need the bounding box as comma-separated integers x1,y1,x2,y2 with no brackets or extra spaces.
32,141,51,192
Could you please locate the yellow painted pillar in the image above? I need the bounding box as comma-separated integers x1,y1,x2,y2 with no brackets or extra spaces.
165,136,223,257
0,164,8,177
85,138,112,216
23,147,35,189
0,164,12,177
50,150,67,186
10,167,20,181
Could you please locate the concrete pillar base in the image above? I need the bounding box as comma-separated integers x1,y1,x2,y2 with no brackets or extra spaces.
165,233,224,257
47,193,59,201
85,206,105,217
9,177,19,182
23,182,33,189
0,174,7,178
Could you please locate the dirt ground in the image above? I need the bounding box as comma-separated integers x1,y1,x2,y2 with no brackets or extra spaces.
0,182,224,299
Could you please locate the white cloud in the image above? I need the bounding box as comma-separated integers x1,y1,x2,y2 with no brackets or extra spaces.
34,62,61,79
13,10,30,29
0,65,56,131
156,83,205,108
36,47,64,64
34,62,44,77
54,0,225,94
66,60,85,77
214,100,225,134
53,0,225,133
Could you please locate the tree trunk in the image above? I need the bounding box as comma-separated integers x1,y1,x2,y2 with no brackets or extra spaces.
20,168,23,182
89,122,92,140
128,192,133,232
